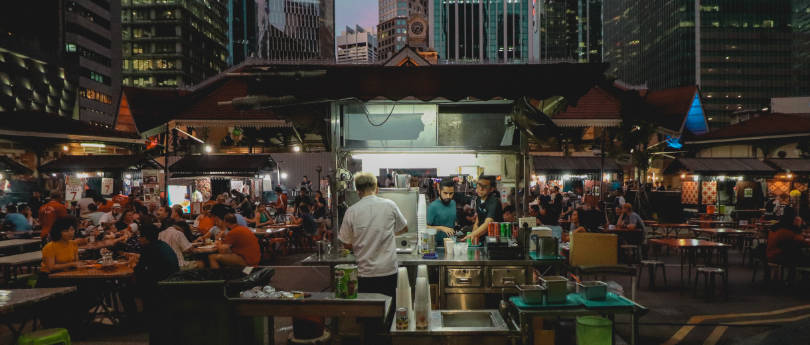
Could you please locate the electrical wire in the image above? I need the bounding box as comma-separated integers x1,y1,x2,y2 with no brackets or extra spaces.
362,102,397,127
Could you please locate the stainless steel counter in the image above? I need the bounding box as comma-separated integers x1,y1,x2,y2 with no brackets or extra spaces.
390,310,518,345
302,247,562,266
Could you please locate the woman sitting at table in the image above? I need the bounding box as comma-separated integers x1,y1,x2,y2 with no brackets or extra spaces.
251,204,275,227
569,209,587,234
115,210,140,233
193,202,217,236
41,216,87,273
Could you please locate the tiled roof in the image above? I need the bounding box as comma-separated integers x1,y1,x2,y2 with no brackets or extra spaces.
688,113,810,143
551,86,622,120
766,159,810,173
643,86,698,132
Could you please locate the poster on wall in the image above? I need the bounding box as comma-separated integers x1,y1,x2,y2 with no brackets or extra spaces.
230,180,244,194
194,178,211,202
101,178,114,196
168,185,191,213
65,177,83,202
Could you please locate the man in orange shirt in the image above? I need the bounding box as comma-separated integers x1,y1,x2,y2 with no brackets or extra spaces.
39,193,68,239
208,205,260,268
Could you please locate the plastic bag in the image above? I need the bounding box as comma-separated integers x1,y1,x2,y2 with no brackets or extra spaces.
606,281,624,296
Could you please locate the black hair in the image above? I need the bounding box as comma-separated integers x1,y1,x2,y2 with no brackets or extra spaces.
88,203,98,212
211,204,234,220
50,216,77,241
503,205,515,214
140,222,160,243
6,204,17,213
440,179,456,189
478,175,497,188
530,205,540,212
777,207,798,232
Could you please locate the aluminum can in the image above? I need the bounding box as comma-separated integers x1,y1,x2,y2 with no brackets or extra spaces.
396,307,409,330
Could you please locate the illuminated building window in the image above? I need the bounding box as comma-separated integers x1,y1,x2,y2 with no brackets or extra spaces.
79,88,112,104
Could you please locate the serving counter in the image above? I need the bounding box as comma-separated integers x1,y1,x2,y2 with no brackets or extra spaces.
302,247,565,309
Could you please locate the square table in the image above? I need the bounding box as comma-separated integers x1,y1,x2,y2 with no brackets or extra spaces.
648,238,729,290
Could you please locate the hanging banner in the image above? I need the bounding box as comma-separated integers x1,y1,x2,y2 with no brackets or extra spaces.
101,178,114,196
65,176,83,202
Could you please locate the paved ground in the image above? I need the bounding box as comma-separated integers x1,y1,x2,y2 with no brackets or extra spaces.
4,249,810,345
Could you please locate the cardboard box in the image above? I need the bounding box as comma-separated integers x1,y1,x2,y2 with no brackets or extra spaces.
569,233,618,267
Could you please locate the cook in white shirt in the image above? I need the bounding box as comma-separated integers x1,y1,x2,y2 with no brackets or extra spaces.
338,172,408,301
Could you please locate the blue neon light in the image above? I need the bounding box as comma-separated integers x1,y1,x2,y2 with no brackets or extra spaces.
665,136,683,149
684,94,708,135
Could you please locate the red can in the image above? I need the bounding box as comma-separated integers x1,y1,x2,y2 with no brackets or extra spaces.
488,222,499,237
512,223,519,239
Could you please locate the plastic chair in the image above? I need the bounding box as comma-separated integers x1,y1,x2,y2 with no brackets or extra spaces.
16,328,71,345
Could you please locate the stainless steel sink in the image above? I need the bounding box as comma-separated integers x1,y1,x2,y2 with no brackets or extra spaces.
441,311,495,328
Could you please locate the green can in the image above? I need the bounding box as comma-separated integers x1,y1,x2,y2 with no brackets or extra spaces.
335,264,358,299
500,222,508,239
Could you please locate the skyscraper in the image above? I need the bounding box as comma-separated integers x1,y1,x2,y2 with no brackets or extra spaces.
378,0,428,61
256,0,335,62
536,0,601,63
430,0,538,63
603,0,810,126
121,0,228,88
0,0,120,124
337,26,378,64
228,0,259,66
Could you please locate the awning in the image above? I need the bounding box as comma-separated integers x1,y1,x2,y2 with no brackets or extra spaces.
0,111,144,145
664,158,776,175
0,156,33,175
766,159,810,173
38,155,162,173
533,156,622,174
169,154,276,177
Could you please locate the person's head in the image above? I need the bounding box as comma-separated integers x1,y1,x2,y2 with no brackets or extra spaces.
210,204,234,228
353,172,378,196
138,222,160,245
111,203,122,215
503,205,515,222
6,204,17,213
476,175,496,199
621,203,633,215
155,205,171,220
50,192,63,203
121,209,136,223
223,213,238,228
88,203,97,212
50,216,77,242
33,191,41,198
778,207,798,230
299,201,310,214
439,179,455,204
315,191,323,199
171,204,184,220
572,209,581,223
275,186,283,194
543,187,549,194
19,205,31,215
216,194,227,204
529,205,540,216
779,194,789,202
553,186,560,193
303,176,309,182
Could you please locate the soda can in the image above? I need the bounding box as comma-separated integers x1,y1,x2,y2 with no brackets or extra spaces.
396,307,409,330
512,223,519,239
334,264,358,299
504,222,512,239
466,232,472,245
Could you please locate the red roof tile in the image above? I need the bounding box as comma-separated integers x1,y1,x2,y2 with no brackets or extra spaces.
551,86,622,120
689,113,810,143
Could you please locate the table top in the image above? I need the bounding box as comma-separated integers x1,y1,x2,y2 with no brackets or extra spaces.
48,261,134,280
649,238,730,248
656,223,696,228
266,223,301,229
253,228,288,236
0,239,41,250
692,228,756,235
0,251,42,266
0,287,77,315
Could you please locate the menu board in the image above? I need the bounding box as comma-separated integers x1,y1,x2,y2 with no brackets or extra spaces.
101,178,114,196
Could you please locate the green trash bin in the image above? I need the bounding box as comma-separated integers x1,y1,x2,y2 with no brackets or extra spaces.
576,316,612,345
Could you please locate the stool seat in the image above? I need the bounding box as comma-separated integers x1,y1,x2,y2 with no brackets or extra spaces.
638,260,667,290
697,267,725,274
17,328,71,345
694,266,728,300
640,260,664,265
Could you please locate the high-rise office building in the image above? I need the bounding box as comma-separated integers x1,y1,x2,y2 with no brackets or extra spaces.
0,0,119,124
121,0,228,88
337,26,377,64
378,0,428,61
535,0,601,63
228,0,259,66
256,0,335,62
603,0,810,126
430,0,539,63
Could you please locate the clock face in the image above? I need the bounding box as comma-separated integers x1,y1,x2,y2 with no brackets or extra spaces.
411,21,424,35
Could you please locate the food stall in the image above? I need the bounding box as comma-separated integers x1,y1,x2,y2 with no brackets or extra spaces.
167,154,276,214
530,156,623,197
183,63,647,344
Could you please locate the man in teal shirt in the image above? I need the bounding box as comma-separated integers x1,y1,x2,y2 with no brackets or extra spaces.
427,180,457,247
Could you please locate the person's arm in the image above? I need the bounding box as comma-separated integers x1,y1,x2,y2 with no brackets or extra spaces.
393,204,409,236
338,210,353,249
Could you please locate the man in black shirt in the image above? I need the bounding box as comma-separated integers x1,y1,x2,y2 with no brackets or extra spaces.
463,175,503,242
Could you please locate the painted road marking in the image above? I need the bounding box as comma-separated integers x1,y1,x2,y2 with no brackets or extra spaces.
702,326,727,345
662,304,810,345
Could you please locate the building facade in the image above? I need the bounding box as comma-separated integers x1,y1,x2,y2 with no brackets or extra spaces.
603,0,810,127
337,26,377,64
256,0,335,63
430,0,538,63
121,0,228,88
535,0,601,63
228,0,258,65
0,0,119,124
378,0,428,61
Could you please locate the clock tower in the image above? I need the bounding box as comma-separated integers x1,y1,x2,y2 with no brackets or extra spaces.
407,15,428,49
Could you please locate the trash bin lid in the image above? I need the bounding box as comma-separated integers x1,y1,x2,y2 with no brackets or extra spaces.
577,316,612,327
